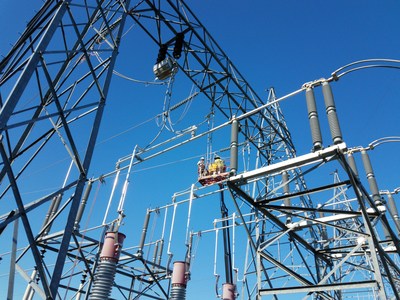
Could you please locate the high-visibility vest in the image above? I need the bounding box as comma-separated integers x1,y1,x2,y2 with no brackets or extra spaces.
215,158,224,168
209,163,217,173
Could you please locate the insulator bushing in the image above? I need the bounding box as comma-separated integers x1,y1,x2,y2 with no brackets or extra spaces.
382,224,392,240
152,240,159,264
90,232,126,300
282,171,291,207
89,260,117,300
138,210,151,256
322,82,343,144
43,194,62,236
169,286,186,300
305,87,323,150
171,261,187,287
230,119,239,174
75,180,93,230
156,44,168,64
173,32,185,59
387,193,400,234
157,239,164,265
317,204,328,243
222,283,236,300
100,232,126,260
170,261,188,300
346,152,359,179
361,150,382,205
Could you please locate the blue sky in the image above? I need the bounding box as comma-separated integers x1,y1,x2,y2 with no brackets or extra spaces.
1,1,400,299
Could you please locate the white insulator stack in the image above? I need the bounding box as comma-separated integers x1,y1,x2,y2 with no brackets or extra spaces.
169,261,189,300
89,232,126,300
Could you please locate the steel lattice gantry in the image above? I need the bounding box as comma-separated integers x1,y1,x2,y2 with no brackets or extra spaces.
129,0,296,161
0,0,296,298
227,142,400,299
0,0,133,298
1,0,399,299
0,1,299,297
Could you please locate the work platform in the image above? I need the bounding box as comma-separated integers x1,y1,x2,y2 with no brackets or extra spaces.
198,172,230,186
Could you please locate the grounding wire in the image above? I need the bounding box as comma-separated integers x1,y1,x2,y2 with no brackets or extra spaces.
32,84,302,188
160,75,177,133
206,111,215,165
189,231,201,269
93,51,165,86
95,114,158,146
91,18,168,86
96,81,303,180
167,86,198,129
62,180,103,299
96,97,197,150
145,210,159,263
14,81,291,199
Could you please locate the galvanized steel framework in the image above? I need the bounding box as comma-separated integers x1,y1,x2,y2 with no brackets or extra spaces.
0,0,399,299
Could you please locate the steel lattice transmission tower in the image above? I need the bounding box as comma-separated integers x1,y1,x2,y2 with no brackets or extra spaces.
0,0,133,298
0,0,399,299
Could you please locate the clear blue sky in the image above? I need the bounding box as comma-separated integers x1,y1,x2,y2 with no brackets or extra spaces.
0,1,400,299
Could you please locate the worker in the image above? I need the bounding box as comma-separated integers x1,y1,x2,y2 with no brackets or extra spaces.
197,157,206,177
208,160,217,175
214,155,225,174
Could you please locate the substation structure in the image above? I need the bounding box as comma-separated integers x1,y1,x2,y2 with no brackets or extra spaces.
0,0,399,299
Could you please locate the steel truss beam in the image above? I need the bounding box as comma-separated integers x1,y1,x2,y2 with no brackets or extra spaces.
0,0,132,297
1,1,399,299
128,0,296,167
226,142,400,299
